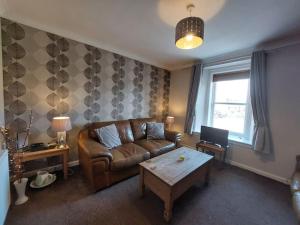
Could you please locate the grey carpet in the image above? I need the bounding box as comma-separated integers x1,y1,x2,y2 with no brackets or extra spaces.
5,165,298,225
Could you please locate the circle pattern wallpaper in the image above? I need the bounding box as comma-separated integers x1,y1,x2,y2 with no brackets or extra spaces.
1,18,170,164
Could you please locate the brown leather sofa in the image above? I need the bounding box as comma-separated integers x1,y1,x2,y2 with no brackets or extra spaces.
78,118,182,191
291,155,300,221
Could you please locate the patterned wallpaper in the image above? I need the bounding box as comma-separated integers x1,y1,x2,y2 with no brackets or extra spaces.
1,18,170,163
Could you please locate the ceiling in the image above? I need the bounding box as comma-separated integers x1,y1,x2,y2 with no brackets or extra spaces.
1,0,300,70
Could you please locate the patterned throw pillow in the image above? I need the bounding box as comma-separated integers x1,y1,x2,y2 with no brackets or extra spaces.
94,124,122,149
146,122,165,140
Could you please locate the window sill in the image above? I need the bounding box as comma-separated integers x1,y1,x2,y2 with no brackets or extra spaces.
191,131,253,150
229,138,252,150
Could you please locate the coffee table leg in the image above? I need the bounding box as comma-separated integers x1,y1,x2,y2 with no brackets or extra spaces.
164,197,173,222
139,167,145,197
204,164,211,186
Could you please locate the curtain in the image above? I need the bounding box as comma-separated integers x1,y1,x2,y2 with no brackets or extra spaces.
184,64,202,134
250,51,271,154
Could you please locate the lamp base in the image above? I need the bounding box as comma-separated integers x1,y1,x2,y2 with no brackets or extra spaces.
57,131,66,148
167,124,173,131
58,144,66,149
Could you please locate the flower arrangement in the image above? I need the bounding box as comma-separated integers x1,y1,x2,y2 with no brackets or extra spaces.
0,127,24,183
0,110,33,183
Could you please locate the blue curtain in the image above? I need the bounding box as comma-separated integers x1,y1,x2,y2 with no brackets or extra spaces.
184,64,202,134
250,51,272,154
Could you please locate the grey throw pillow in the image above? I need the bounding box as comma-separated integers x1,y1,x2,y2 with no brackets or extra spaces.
94,124,122,149
146,122,165,140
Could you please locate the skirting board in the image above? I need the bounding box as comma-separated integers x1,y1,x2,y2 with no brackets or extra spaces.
23,160,79,178
228,160,290,185
182,144,290,185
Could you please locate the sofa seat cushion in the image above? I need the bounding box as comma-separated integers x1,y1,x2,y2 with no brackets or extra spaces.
110,143,150,171
291,172,300,193
134,139,175,157
293,192,300,220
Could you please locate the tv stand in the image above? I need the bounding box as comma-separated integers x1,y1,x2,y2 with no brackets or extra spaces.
196,142,228,163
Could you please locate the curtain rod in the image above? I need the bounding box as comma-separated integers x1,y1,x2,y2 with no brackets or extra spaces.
203,55,251,67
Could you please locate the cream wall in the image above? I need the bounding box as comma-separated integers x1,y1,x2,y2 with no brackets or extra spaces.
169,67,192,133
169,44,300,184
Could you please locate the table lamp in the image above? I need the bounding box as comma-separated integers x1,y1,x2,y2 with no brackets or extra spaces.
166,116,175,130
51,116,72,148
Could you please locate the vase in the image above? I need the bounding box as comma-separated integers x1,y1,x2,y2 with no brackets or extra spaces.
14,178,29,205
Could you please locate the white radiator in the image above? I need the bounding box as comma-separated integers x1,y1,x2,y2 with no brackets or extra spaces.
0,150,10,225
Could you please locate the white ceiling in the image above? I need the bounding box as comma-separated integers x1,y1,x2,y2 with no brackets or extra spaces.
1,0,300,70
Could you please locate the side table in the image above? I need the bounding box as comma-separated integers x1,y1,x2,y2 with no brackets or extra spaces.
16,145,70,179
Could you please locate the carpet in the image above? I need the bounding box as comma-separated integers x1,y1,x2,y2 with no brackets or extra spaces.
5,165,298,225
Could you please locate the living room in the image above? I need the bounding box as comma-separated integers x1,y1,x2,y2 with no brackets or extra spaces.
0,0,300,225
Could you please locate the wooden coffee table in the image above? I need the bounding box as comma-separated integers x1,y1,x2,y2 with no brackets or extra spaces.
139,146,213,222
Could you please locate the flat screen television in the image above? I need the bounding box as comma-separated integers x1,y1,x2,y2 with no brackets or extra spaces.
200,126,229,148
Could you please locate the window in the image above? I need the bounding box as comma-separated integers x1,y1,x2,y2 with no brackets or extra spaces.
208,71,253,143
193,59,253,144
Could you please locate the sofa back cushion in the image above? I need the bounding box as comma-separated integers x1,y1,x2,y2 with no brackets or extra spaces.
129,118,155,140
94,124,122,149
146,122,165,140
88,120,134,144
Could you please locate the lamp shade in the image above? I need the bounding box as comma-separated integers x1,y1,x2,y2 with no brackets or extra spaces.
52,116,72,132
175,16,204,49
166,116,175,124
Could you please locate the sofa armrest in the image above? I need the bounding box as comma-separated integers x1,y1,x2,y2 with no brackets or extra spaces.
296,155,300,171
165,130,182,147
78,137,113,161
293,192,300,221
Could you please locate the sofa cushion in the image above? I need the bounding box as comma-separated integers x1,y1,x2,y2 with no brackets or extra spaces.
89,120,134,144
130,118,155,140
146,122,165,140
115,120,135,144
293,192,300,220
291,172,300,193
78,131,113,160
134,139,175,157
94,124,121,149
110,143,150,171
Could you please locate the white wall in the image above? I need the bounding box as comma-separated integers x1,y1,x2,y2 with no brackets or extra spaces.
169,43,300,184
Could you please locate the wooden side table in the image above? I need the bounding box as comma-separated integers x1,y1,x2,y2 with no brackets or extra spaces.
16,145,70,179
196,142,228,163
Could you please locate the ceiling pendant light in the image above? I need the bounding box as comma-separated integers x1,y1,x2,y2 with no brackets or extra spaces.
175,4,204,50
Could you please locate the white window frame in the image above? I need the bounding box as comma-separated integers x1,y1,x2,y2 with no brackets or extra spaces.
208,75,252,142
193,58,253,145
